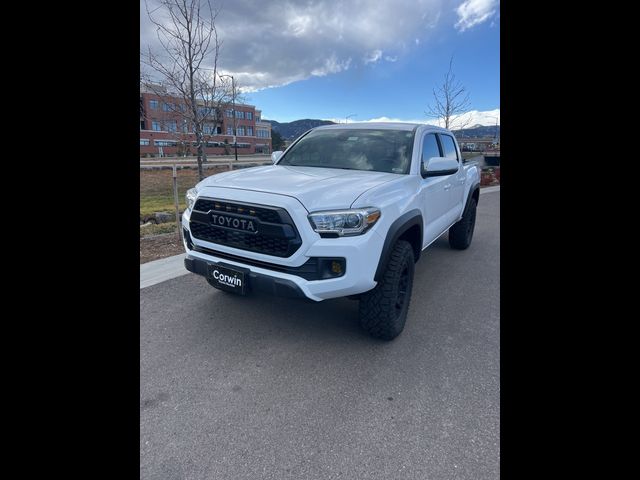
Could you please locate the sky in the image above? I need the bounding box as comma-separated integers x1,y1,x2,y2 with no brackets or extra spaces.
140,0,499,127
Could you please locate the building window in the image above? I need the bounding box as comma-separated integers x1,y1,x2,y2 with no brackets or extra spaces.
246,112,253,120
246,127,253,136
237,126,245,136
225,109,233,118
235,110,244,119
198,106,213,117
182,120,189,133
226,126,233,135
140,120,145,130
203,123,216,134
152,120,161,131
140,139,150,146
167,120,177,133
257,129,270,138
162,102,171,112
149,100,158,110
154,140,178,147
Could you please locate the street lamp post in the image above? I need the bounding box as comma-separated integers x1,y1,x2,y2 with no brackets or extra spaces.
485,114,499,145
219,74,238,161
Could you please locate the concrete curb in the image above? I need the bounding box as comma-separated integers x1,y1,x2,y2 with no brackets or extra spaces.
140,185,501,289
480,186,500,194
140,253,187,289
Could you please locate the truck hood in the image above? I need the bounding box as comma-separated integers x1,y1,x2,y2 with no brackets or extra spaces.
198,165,403,211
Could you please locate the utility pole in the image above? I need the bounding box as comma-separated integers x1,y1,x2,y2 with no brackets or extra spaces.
345,113,357,124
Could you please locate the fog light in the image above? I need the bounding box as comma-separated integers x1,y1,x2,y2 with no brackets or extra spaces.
318,258,346,279
331,261,343,274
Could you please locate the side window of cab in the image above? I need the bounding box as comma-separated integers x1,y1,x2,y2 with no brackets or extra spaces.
421,133,442,178
438,134,460,162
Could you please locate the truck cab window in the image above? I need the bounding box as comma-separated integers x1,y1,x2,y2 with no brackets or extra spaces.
439,134,459,162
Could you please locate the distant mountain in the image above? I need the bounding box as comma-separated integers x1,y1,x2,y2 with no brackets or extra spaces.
453,125,500,138
265,118,336,140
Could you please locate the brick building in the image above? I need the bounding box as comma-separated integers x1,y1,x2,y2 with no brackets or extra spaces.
140,85,272,157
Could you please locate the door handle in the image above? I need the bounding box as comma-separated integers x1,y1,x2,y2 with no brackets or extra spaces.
444,184,451,191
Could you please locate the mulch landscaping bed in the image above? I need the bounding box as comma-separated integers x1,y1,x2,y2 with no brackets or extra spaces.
140,234,185,264
480,166,500,186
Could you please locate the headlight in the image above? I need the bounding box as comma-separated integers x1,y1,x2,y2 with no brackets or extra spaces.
308,208,381,237
186,188,197,211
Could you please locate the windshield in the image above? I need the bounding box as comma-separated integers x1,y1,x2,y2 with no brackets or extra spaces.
277,128,415,174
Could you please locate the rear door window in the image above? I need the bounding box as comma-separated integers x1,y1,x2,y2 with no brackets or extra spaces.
439,134,459,162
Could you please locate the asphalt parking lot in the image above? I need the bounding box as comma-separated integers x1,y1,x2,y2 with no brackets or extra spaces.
140,190,500,480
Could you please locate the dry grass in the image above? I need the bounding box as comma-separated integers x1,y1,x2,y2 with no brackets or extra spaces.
140,166,227,217
140,221,178,237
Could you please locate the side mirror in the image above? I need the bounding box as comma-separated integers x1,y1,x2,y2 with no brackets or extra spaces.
271,151,284,163
423,156,459,177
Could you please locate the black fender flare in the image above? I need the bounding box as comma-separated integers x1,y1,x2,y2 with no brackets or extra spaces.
463,183,481,216
374,209,423,282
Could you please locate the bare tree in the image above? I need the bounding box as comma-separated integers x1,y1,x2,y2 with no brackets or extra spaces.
426,56,472,131
141,0,231,180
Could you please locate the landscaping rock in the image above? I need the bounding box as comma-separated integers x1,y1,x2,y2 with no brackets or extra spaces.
154,212,174,224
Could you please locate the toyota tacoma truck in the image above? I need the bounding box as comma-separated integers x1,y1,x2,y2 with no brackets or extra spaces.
182,123,480,340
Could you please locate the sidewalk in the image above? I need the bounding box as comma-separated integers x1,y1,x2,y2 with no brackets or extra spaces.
140,186,500,289
140,253,186,289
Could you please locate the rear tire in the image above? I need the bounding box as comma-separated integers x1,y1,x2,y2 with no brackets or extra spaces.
449,197,477,250
359,240,415,340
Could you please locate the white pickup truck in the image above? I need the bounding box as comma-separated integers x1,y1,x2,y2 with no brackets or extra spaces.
182,123,480,340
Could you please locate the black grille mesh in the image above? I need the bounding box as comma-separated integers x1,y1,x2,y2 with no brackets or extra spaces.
194,199,281,223
190,198,300,257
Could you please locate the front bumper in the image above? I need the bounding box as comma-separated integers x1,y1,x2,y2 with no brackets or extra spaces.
184,256,307,299
182,210,384,302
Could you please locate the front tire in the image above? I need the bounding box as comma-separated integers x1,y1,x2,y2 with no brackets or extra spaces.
359,240,415,340
449,197,477,250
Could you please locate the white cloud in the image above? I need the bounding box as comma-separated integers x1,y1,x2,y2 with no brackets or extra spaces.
364,50,383,65
141,0,446,91
384,55,398,62
311,55,352,77
323,117,362,124
455,0,499,31
450,108,500,128
325,109,500,128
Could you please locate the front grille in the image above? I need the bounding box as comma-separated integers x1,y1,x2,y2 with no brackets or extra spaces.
189,198,301,257
194,199,281,223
